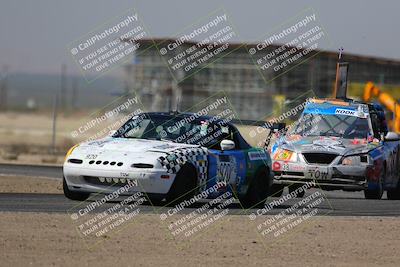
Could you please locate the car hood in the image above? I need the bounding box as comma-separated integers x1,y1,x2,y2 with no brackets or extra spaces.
68,137,202,165
75,137,200,154
275,135,380,156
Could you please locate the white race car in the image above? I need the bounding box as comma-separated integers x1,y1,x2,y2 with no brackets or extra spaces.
63,112,274,208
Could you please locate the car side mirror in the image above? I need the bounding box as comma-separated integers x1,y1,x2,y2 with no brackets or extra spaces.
384,132,400,142
220,139,235,150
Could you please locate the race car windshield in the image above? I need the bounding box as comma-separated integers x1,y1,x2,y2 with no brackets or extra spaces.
114,114,232,148
289,113,372,139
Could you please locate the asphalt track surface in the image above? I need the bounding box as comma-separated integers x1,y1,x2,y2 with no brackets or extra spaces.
1,163,400,217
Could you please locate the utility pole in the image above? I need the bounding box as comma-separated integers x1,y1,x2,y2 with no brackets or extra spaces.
51,90,59,154
71,77,78,109
60,64,67,112
51,66,63,154
0,65,9,111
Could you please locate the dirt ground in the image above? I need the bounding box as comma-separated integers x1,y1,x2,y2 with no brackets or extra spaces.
0,175,62,193
1,212,400,267
1,176,400,266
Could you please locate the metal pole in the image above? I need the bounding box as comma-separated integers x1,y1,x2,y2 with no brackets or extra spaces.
60,64,67,111
51,66,62,154
0,65,9,111
51,90,58,154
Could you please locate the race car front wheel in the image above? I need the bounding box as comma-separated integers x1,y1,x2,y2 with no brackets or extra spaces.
364,166,384,200
63,177,90,201
239,168,270,209
165,164,197,206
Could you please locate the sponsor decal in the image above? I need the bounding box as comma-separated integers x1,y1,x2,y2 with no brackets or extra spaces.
87,139,109,147
216,155,237,184
274,150,293,161
272,161,281,171
152,144,179,150
335,108,356,116
335,107,368,118
282,163,289,171
291,164,306,172
248,151,268,161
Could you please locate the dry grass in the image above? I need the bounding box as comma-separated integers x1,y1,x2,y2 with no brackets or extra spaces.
0,111,269,165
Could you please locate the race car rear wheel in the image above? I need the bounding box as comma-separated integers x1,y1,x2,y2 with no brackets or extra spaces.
239,168,270,209
63,177,90,201
364,165,384,200
165,164,197,206
387,187,400,200
387,180,400,200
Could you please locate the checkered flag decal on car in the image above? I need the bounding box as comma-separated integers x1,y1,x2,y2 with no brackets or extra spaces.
158,147,208,188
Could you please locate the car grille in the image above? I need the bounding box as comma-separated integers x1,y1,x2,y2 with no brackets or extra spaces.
88,160,123,166
83,176,129,186
302,153,338,165
131,163,154,168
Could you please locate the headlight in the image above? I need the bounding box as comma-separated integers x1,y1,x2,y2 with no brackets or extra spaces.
341,154,370,165
273,148,298,162
64,145,79,162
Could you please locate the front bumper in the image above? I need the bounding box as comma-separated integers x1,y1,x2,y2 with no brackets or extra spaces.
63,163,175,195
273,161,371,191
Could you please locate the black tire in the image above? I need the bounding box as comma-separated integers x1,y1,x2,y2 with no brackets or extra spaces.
387,179,400,200
165,164,197,206
63,177,90,201
387,187,400,200
269,184,284,197
239,168,271,209
364,165,384,200
288,184,305,198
